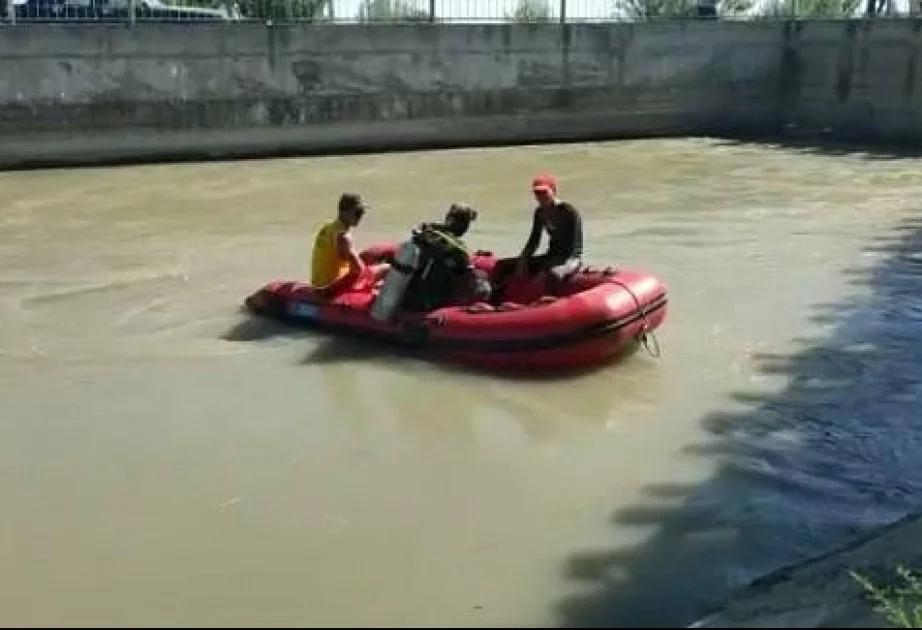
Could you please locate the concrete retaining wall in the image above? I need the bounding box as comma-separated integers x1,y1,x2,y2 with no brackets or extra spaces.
0,22,783,169
779,19,922,145
3,19,922,169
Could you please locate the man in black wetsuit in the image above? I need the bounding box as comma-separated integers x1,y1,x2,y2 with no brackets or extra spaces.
493,173,584,294
401,203,491,311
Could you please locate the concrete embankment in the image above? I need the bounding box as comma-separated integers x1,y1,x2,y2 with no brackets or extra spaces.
689,511,922,628
0,21,780,169
3,19,922,169
0,22,772,167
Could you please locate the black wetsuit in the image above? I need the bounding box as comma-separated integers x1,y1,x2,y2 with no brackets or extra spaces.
401,225,479,312
494,201,584,287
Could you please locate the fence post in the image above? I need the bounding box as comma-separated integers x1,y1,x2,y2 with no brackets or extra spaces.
128,0,136,25
559,0,566,23
429,0,436,22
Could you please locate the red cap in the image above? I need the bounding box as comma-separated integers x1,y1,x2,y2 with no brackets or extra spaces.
531,173,557,194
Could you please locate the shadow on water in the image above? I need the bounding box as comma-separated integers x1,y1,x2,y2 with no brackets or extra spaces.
299,335,416,366
554,215,922,628
221,311,412,364
715,135,922,161
219,306,310,343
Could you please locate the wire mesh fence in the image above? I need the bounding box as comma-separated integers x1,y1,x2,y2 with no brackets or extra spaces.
1,0,913,24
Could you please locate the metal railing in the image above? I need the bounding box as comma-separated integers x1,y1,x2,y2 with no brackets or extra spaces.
1,0,912,25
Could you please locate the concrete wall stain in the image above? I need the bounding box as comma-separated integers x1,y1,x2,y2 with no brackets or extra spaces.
835,21,857,104
903,21,921,100
291,60,322,95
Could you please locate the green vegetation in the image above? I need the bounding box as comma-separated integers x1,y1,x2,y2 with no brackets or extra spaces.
356,0,431,21
169,0,330,20
169,0,871,22
611,0,706,19
168,0,872,22
851,565,922,628
246,0,328,19
757,0,861,17
179,0,433,23
507,0,553,22
609,0,860,18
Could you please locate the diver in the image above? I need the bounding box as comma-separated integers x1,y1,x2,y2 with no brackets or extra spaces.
402,203,491,312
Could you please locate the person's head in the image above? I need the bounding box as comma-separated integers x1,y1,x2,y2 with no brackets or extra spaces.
531,173,558,210
337,193,367,228
443,203,478,237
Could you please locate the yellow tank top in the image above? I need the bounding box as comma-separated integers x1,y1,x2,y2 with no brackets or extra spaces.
311,219,351,286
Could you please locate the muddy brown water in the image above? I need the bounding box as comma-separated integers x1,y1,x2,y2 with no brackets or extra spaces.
3,138,922,627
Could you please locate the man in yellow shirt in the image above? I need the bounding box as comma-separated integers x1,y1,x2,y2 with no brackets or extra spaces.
311,193,385,298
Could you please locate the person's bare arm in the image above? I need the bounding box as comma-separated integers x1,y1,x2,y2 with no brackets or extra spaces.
337,231,366,276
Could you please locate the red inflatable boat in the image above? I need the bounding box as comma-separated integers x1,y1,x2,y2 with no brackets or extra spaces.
243,243,668,373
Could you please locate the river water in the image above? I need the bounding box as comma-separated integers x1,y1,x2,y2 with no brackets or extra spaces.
3,138,922,627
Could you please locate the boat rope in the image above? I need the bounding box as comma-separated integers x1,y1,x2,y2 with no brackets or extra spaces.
606,277,662,359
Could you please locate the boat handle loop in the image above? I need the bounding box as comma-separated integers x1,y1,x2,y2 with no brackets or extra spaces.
606,279,662,360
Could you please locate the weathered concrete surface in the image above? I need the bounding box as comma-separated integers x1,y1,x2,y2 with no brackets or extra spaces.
0,22,783,168
690,511,922,628
4,20,922,168
779,19,922,145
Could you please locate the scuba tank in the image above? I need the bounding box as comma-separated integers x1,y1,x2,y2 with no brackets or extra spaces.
369,237,423,322
399,226,472,313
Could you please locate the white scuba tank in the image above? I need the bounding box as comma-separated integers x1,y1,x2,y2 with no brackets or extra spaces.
369,238,423,322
